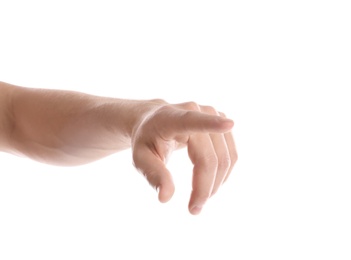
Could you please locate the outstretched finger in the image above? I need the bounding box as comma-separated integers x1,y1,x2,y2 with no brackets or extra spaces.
154,106,234,140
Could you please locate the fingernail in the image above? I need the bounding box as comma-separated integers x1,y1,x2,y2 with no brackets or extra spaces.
190,206,203,215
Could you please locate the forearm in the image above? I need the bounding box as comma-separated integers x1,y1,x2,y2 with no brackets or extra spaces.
4,82,164,166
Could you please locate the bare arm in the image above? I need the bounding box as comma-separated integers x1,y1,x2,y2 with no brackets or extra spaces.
0,81,237,214
0,81,164,165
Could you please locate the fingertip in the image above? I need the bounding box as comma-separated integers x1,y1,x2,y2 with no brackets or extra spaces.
220,117,234,129
208,116,234,133
188,196,206,215
157,184,175,203
189,205,203,215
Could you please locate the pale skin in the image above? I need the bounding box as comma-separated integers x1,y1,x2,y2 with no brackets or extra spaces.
0,81,237,215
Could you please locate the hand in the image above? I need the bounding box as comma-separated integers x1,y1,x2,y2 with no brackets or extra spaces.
131,101,237,215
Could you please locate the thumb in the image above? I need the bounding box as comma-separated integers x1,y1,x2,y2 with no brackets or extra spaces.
132,146,175,203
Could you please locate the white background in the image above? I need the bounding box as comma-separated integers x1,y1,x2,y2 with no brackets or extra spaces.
1,0,350,259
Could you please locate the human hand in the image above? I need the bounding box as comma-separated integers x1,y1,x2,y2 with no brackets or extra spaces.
131,102,237,215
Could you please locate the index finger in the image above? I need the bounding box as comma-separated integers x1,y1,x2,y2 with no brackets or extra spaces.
154,106,234,139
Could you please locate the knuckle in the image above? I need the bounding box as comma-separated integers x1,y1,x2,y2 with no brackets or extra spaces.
182,101,200,111
218,155,231,171
219,111,227,118
232,151,238,163
156,104,173,114
200,153,218,169
201,105,217,115
149,98,167,105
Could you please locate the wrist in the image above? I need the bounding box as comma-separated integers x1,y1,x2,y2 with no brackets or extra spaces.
128,99,168,141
